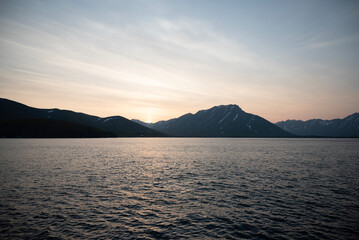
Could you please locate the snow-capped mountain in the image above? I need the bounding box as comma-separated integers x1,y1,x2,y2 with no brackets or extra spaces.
134,104,293,137
276,113,359,137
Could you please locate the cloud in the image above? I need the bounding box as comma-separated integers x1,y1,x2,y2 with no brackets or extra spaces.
290,27,359,50
151,18,255,65
304,35,359,49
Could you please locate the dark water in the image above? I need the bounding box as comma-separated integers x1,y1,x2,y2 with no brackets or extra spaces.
0,138,358,239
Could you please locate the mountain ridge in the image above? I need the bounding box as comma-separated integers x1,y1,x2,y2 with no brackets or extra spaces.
275,113,359,137
0,98,166,137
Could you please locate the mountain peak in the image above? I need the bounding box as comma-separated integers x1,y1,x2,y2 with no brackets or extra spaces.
212,104,242,110
196,104,243,115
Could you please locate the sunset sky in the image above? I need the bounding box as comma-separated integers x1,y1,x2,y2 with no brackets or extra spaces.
1,0,358,123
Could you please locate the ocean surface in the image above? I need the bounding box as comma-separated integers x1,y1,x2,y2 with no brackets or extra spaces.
0,138,358,239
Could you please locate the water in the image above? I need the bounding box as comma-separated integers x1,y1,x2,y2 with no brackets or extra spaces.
0,138,358,239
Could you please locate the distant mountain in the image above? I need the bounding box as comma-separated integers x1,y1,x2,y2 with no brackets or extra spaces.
132,119,153,128
134,104,293,137
276,113,359,137
0,98,165,137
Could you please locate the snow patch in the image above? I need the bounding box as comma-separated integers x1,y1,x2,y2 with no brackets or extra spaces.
320,120,333,126
233,114,238,121
247,124,252,131
103,117,117,123
219,111,231,124
48,110,54,113
207,112,215,121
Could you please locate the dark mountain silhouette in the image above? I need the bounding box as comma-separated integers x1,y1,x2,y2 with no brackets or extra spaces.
0,119,116,138
0,98,166,137
133,104,293,137
276,113,359,137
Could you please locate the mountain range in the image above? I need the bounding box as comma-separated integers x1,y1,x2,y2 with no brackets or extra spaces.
1,98,357,138
0,98,165,137
275,113,359,137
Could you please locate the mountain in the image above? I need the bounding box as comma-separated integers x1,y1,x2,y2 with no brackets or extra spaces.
133,104,293,137
275,113,359,137
0,119,117,138
0,98,166,137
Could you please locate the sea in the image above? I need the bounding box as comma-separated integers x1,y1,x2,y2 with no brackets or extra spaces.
0,138,358,239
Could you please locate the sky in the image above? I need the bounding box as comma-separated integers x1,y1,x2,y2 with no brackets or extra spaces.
0,0,358,123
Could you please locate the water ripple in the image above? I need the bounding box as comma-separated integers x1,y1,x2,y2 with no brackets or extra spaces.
0,138,359,239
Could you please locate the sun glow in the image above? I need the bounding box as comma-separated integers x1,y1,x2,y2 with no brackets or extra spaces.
146,108,152,123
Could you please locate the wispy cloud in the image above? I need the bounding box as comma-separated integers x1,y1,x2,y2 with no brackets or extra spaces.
1,11,268,97
304,34,359,49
